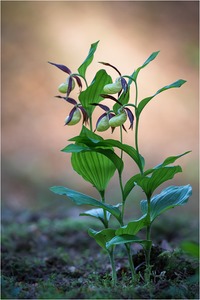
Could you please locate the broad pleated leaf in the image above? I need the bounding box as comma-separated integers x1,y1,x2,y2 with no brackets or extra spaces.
106,235,149,249
71,151,117,193
78,41,99,78
69,127,144,171
137,79,186,117
140,184,192,222
116,215,148,236
50,186,121,220
79,69,112,116
88,228,116,250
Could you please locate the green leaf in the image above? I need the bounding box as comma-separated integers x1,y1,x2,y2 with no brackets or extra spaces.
79,69,112,116
116,215,148,236
113,89,130,114
137,166,182,198
69,128,144,171
88,228,116,250
78,41,99,78
181,241,199,258
137,79,187,117
132,51,160,81
50,186,122,220
80,208,111,227
124,166,182,199
106,235,147,248
140,184,192,222
71,151,117,193
155,151,191,168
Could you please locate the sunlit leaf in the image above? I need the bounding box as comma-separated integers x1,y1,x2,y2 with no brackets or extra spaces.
88,228,116,250
78,41,99,78
154,151,191,169
130,51,160,82
79,69,112,116
124,166,182,199
50,186,122,220
140,184,192,222
137,79,186,117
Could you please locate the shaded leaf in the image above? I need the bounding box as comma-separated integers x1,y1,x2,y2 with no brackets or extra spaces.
140,184,192,222
106,235,148,249
88,228,116,250
78,41,99,78
50,186,122,220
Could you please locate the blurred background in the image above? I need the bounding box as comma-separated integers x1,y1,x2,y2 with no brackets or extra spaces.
2,1,199,219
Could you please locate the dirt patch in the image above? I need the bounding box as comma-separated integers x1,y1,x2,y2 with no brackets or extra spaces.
1,208,199,299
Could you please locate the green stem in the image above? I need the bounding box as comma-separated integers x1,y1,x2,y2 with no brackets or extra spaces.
145,196,152,284
125,244,136,284
100,190,108,228
120,125,123,160
134,80,143,175
108,248,117,286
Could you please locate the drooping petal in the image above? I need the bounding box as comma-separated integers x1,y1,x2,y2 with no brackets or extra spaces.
65,107,81,126
48,62,72,74
100,94,122,106
98,62,121,76
79,106,89,124
73,75,82,91
95,112,108,131
125,107,134,129
91,103,110,112
120,77,128,93
66,76,73,97
55,96,77,105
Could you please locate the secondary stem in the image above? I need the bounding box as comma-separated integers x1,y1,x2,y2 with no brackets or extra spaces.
109,248,117,286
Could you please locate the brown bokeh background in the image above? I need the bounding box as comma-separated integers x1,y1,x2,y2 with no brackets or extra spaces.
2,1,199,217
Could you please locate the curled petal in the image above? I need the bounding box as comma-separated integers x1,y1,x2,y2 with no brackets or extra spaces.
98,62,121,76
95,113,110,132
65,107,81,126
66,76,74,97
79,106,89,125
125,107,134,129
120,77,128,93
73,75,82,91
48,62,72,74
55,96,77,105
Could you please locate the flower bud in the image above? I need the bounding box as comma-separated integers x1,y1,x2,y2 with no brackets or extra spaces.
96,115,110,132
58,77,75,93
109,111,127,127
65,108,81,125
103,77,122,94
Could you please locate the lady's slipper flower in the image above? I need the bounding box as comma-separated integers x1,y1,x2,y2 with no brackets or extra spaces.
48,61,82,97
55,96,88,126
99,62,128,95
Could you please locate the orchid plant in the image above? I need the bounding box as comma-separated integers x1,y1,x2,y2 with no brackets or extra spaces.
49,41,192,286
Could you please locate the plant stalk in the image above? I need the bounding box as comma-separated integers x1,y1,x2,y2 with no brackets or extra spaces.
108,248,117,286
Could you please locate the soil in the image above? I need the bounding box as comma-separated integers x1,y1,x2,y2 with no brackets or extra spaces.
1,206,199,299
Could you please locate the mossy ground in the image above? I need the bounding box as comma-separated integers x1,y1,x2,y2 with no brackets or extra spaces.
1,207,199,299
